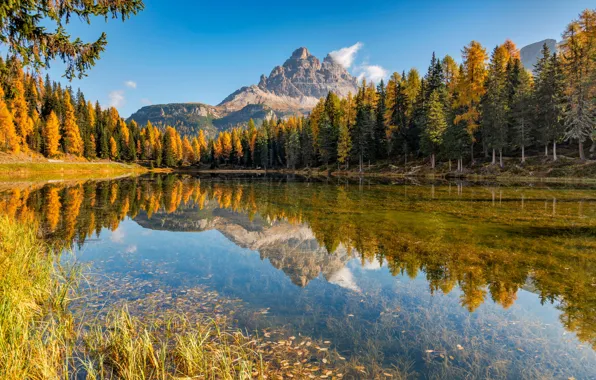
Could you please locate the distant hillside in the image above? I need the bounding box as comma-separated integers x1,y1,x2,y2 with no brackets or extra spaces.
127,103,221,136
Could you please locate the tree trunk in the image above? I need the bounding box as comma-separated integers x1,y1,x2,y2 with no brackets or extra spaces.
448,160,452,172
471,143,475,165
492,149,496,165
521,146,525,163
431,154,435,169
499,149,503,168
359,153,363,172
579,140,585,160
544,144,548,158
553,141,557,161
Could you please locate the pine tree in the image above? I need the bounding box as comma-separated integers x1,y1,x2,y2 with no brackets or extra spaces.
373,80,388,159
534,44,566,160
560,9,596,160
285,129,301,169
421,90,448,169
62,92,83,156
482,44,510,167
509,60,534,162
352,86,374,172
318,92,341,166
43,111,60,157
337,121,352,169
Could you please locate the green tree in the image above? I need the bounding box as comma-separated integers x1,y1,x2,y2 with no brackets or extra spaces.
0,0,144,79
509,60,534,162
421,90,448,169
482,44,509,167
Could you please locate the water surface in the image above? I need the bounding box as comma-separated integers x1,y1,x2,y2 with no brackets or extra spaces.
2,175,596,379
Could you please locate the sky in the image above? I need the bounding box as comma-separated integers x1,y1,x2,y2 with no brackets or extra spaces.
42,0,594,117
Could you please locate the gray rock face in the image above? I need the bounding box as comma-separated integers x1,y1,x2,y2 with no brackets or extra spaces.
256,47,358,100
520,39,557,72
218,47,358,112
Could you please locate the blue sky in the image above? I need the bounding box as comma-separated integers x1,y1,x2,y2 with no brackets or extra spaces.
44,0,593,117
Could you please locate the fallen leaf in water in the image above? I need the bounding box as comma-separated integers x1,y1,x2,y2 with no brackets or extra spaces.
425,350,434,353
456,344,464,350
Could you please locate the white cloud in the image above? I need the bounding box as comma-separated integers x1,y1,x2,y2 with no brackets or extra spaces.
110,229,125,243
328,42,363,69
355,64,388,84
125,245,137,254
140,98,152,106
108,90,125,108
328,267,361,293
125,80,137,89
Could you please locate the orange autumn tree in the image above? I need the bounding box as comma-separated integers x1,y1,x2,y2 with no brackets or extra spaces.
43,111,60,157
454,40,488,161
63,92,84,156
109,136,118,159
0,86,19,153
10,65,34,150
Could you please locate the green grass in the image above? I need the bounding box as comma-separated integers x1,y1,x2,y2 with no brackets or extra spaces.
0,161,148,182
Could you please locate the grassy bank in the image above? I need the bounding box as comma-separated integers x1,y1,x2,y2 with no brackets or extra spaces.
0,215,76,379
0,161,149,182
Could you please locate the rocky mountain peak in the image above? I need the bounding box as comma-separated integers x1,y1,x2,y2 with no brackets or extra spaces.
290,47,312,60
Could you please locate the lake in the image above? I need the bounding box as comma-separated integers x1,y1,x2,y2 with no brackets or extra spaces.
1,174,596,379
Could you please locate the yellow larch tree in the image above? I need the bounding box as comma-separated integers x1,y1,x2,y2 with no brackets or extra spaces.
63,92,84,156
0,86,20,153
10,66,34,150
43,111,61,157
454,41,488,143
109,136,118,160
191,137,201,163
182,136,194,163
221,131,232,162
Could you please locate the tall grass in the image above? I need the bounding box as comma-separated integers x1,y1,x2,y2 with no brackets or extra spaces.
81,308,267,379
0,215,77,379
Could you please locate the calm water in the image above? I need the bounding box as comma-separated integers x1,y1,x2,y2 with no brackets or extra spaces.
2,174,596,379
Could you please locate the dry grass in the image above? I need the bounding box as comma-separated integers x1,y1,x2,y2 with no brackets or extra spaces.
0,215,78,379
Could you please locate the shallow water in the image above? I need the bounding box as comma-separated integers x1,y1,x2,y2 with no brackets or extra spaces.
2,174,596,379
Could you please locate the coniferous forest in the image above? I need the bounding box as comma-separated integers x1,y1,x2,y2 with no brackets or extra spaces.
0,9,594,172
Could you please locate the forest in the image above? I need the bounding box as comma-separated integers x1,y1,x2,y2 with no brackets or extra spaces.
0,9,593,172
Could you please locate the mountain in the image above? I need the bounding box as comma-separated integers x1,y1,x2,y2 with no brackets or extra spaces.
520,39,557,72
127,47,358,136
133,202,352,288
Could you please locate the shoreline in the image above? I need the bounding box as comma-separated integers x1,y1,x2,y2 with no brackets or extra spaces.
171,167,596,184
